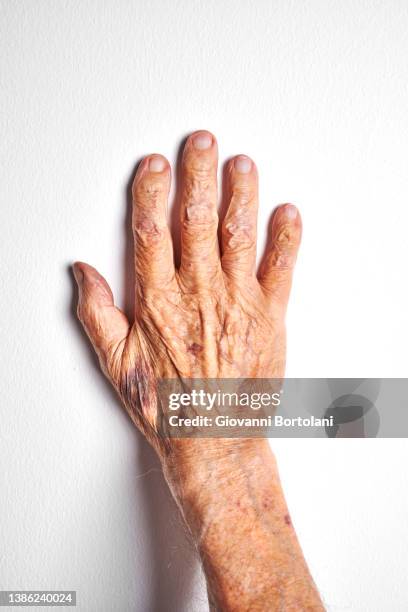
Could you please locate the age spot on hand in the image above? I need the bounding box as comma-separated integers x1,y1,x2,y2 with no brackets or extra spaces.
187,342,203,356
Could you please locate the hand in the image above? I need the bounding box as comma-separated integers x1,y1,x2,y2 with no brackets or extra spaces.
73,130,301,456
73,131,324,611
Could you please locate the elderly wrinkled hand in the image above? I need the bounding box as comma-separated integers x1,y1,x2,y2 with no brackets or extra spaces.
73,131,324,611
73,130,301,454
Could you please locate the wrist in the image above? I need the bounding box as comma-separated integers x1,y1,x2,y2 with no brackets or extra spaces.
161,438,272,518
161,438,324,611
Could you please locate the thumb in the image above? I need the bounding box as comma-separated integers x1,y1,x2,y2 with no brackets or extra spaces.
73,262,130,377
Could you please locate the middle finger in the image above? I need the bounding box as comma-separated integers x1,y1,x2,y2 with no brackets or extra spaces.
179,131,222,290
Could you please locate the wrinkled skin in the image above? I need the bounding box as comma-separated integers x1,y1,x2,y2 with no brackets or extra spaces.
73,131,301,455
73,131,325,611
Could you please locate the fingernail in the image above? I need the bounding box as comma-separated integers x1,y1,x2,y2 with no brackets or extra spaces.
283,204,298,220
149,155,166,172
234,155,252,174
73,264,84,285
192,132,213,150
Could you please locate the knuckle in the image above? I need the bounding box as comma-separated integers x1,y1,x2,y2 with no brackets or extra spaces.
222,220,255,250
133,214,165,245
268,248,296,271
133,179,165,207
274,225,299,253
183,201,218,228
184,155,215,176
223,201,256,248
182,177,217,229
231,186,256,206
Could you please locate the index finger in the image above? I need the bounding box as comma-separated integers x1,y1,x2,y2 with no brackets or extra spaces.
132,155,177,295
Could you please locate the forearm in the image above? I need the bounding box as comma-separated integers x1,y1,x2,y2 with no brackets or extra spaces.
162,439,325,611
74,130,322,610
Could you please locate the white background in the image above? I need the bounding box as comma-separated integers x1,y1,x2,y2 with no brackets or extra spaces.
1,1,408,610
